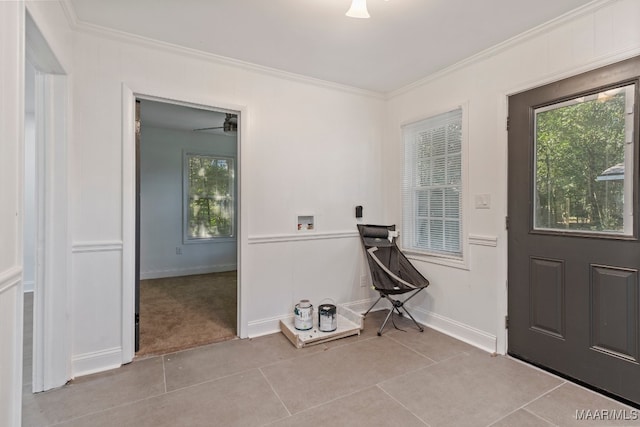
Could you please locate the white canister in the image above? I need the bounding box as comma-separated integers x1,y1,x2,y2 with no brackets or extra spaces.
294,299,313,330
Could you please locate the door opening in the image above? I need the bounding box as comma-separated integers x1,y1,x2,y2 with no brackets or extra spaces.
508,55,640,405
134,98,240,356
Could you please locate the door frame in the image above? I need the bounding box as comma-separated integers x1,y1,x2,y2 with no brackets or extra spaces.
497,51,640,356
505,56,640,404
121,85,247,362
25,9,71,392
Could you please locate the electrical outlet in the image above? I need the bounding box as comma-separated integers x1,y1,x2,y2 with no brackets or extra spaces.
360,275,368,287
176,247,182,255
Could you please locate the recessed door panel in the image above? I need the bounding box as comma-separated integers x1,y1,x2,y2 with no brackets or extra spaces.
530,257,565,339
590,265,639,363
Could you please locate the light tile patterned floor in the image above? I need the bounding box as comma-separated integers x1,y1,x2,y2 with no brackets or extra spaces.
22,309,640,427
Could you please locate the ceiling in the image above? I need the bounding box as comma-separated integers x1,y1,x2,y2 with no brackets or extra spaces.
139,99,233,136
67,0,596,94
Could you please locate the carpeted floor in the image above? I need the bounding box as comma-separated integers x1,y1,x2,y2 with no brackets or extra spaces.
137,271,237,357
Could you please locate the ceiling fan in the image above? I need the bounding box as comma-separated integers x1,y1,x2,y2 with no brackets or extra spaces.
193,113,238,134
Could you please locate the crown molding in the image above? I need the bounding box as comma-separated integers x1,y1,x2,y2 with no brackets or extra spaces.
387,0,615,99
56,0,618,100
58,0,384,100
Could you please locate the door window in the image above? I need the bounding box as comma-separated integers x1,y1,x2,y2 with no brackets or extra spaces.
533,84,636,236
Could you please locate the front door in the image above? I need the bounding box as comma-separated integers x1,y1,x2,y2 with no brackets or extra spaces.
508,56,640,405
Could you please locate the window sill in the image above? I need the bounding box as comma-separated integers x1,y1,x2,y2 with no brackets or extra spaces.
403,250,469,271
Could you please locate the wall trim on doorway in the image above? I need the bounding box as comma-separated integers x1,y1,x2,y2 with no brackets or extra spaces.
71,346,122,378
121,84,247,361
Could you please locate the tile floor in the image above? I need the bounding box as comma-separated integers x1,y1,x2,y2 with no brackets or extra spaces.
22,309,640,427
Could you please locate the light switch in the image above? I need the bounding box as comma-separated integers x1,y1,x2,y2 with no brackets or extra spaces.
475,194,491,209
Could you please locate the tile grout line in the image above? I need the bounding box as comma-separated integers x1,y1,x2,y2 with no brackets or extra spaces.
261,384,391,425
384,333,439,364
48,357,183,426
483,381,567,427
258,367,292,418
521,406,561,427
376,384,433,427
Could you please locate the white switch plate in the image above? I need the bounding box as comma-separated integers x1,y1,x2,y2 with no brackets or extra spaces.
475,194,491,209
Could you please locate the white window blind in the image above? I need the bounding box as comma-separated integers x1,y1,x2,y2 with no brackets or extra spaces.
402,108,463,258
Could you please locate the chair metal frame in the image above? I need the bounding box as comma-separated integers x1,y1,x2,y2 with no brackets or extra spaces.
358,224,429,336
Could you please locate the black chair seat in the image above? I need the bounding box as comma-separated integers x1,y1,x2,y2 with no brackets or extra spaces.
357,224,430,335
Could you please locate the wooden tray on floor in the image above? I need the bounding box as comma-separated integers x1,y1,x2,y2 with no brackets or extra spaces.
280,304,363,348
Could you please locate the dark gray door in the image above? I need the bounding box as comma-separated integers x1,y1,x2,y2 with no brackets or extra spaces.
508,56,640,405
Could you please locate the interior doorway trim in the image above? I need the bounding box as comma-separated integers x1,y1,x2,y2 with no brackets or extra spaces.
25,9,71,392
121,84,246,362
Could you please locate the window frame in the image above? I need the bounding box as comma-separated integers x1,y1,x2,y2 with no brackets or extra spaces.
182,151,236,244
401,104,469,269
531,83,636,238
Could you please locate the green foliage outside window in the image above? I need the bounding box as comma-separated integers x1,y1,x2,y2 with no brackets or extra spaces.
186,154,234,239
535,86,632,233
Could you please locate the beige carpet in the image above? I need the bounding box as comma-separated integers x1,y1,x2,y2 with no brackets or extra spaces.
137,271,237,357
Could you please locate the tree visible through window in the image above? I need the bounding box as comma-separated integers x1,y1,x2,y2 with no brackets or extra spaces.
534,84,635,235
185,153,234,240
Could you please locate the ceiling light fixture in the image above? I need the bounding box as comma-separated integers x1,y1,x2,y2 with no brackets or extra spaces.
346,0,370,18
345,0,388,19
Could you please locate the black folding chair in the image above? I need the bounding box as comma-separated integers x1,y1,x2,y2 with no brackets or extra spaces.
357,224,430,336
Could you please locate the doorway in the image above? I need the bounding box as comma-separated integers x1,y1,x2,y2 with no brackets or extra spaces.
134,98,239,356
23,11,70,393
508,56,640,405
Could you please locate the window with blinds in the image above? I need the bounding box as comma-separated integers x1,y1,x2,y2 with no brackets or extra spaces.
402,108,463,258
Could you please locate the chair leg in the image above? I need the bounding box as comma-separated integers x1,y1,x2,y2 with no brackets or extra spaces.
377,294,424,335
377,307,395,336
399,305,424,332
363,295,383,317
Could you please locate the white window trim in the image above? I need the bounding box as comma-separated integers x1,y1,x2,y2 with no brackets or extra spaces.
182,150,236,244
400,102,470,270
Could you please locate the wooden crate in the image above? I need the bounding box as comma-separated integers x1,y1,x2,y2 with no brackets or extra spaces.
280,304,363,348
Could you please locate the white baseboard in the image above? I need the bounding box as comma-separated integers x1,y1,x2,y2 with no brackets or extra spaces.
247,314,288,338
408,305,497,353
246,297,496,355
72,347,122,378
140,264,237,280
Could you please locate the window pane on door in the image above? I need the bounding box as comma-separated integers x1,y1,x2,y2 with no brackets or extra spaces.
533,84,635,235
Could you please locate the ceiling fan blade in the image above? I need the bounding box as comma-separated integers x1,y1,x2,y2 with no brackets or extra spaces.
193,126,223,131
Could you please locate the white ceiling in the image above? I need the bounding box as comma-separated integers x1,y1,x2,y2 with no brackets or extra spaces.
139,99,233,136
67,0,596,94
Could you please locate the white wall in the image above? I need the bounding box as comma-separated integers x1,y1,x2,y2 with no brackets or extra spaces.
384,0,640,353
140,126,237,279
69,21,385,374
0,2,24,425
13,0,640,396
